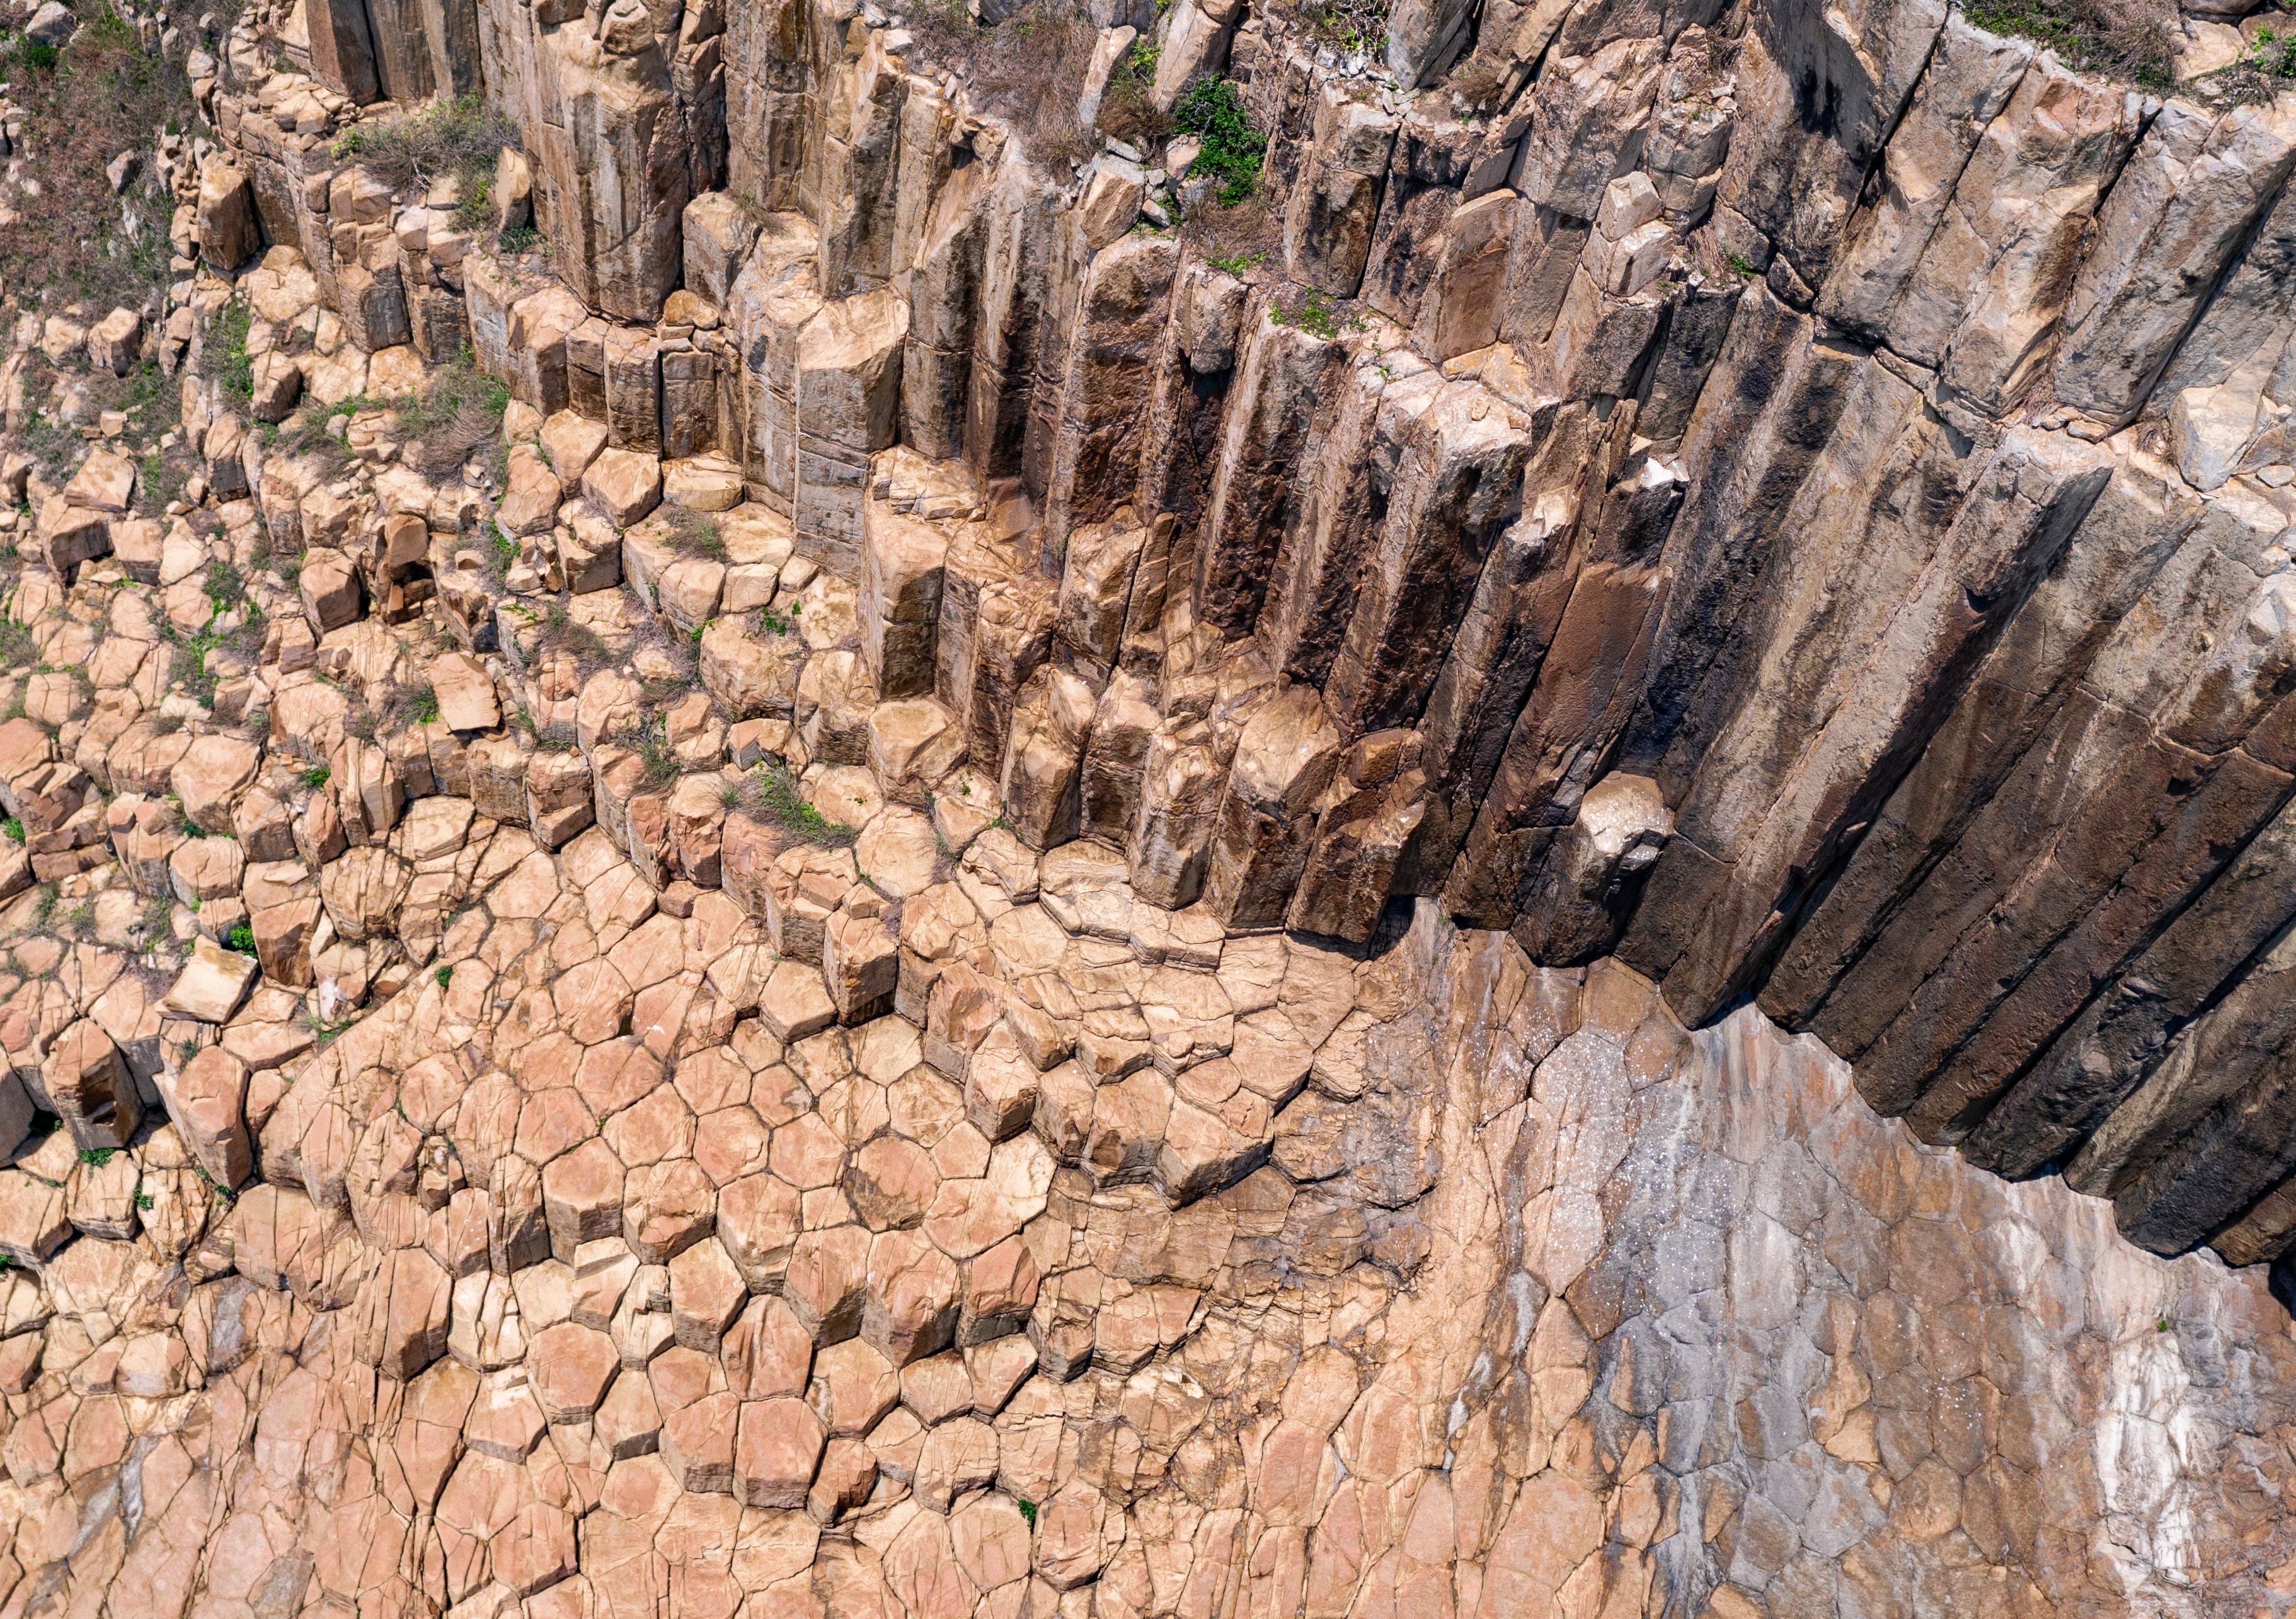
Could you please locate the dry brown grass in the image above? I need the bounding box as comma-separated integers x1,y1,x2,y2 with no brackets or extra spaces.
330,94,517,206
905,0,1103,170
391,352,513,480
0,2,201,314
1183,190,1282,275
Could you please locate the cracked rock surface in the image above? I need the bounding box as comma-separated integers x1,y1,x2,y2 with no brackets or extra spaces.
5,0,2296,1609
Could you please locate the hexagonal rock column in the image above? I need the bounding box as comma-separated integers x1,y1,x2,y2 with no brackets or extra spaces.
43,1021,141,1150
163,936,260,1026
156,1045,253,1189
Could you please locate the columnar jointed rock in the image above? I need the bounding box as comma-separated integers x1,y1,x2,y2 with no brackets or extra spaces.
8,0,2296,1613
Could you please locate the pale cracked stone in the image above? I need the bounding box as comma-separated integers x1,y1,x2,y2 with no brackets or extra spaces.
530,1322,619,1422
717,1171,803,1291
584,448,663,527
737,1395,827,1508
163,936,259,1026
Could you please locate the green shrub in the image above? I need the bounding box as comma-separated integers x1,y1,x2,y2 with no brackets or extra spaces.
204,561,245,613
224,922,255,954
452,172,493,234
1173,78,1265,206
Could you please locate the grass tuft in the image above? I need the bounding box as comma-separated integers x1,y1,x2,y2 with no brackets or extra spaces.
737,762,858,847
391,346,514,478
333,93,519,200
663,507,728,562
205,295,254,403
904,0,1105,169
1958,0,2177,89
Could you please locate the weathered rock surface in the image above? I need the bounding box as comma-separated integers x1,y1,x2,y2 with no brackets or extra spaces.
8,0,2296,1611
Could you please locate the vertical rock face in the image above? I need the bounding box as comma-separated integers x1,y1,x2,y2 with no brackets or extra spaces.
14,0,2296,1611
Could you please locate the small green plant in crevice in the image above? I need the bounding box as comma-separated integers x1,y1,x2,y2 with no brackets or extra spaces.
139,445,188,513
631,717,684,788
134,1189,155,1210
0,819,20,845
161,602,267,709
1208,248,1266,275
1727,253,1759,278
2248,26,2296,77
1173,77,1266,206
1096,29,1169,146
757,605,795,637
435,965,454,989
1018,1499,1037,1529
275,399,367,470
301,764,331,791
78,1147,117,1167
1271,289,1346,340
2196,21,2296,100
1303,0,1390,55
736,762,858,847
307,1010,361,1047
204,561,246,614
498,224,542,256
204,295,255,403
0,614,36,670
224,922,256,954
401,682,441,725
542,605,612,668
452,171,493,235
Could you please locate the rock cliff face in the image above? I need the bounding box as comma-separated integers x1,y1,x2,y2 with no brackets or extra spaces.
3,0,2296,1610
